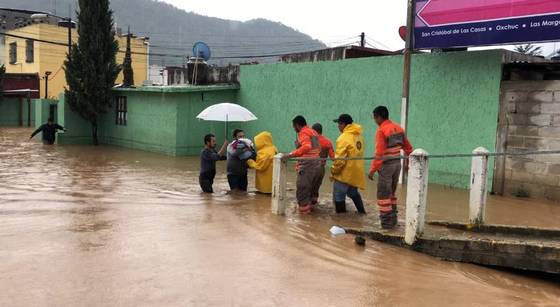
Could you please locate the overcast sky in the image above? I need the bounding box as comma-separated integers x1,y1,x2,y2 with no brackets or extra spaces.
161,0,557,55
160,0,408,50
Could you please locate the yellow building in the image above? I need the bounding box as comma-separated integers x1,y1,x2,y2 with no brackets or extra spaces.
3,23,149,99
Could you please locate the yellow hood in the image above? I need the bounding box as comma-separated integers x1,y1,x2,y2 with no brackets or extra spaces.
344,123,362,135
254,131,277,152
247,131,277,194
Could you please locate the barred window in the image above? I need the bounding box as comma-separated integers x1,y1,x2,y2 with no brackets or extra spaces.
9,42,17,64
115,96,127,126
25,40,34,63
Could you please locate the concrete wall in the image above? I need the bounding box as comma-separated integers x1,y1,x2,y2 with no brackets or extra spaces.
238,50,504,188
498,81,560,201
57,93,92,145
0,97,34,126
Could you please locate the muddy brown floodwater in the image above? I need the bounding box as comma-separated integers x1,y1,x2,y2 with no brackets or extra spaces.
1,127,559,306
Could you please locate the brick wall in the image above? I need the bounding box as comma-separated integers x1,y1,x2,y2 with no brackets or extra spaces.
499,81,560,201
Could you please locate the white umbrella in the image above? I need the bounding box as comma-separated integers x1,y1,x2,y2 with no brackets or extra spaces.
196,102,258,137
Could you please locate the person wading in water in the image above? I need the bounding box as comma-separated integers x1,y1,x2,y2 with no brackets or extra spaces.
29,118,66,145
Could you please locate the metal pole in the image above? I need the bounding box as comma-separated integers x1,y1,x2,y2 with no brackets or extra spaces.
67,4,72,56
401,0,415,132
400,0,416,184
44,75,48,99
360,32,365,47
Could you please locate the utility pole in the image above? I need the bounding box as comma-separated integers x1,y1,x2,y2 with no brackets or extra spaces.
67,4,72,56
360,32,365,47
400,0,416,183
44,71,52,99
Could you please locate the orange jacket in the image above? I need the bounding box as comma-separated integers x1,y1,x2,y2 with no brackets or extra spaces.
290,126,321,158
370,120,413,173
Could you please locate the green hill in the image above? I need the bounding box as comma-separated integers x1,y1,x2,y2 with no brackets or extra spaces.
2,0,326,65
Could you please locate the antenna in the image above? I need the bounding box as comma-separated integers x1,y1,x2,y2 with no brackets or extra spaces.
191,42,211,85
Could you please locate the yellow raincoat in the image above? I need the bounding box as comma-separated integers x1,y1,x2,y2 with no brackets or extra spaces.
247,131,278,194
330,123,366,190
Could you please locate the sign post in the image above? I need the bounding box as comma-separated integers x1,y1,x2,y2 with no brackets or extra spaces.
414,0,560,49
400,0,416,184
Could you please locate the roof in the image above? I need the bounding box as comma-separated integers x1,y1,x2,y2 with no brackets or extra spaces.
113,84,240,94
280,45,399,63
0,8,58,30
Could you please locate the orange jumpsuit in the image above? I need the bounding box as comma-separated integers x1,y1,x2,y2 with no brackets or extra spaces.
370,120,413,218
290,126,322,208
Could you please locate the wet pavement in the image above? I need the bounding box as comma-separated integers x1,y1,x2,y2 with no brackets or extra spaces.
1,127,559,306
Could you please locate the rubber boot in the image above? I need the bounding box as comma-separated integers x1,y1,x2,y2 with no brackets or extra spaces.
391,204,398,227
350,195,366,215
335,201,347,213
379,211,394,229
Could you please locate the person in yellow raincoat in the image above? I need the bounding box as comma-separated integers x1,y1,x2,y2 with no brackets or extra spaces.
330,114,366,214
247,131,278,194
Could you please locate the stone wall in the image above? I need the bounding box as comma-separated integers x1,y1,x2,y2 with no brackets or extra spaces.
499,81,560,201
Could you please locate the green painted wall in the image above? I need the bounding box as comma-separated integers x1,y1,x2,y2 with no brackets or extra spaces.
97,87,238,155
57,93,92,145
238,50,504,188
0,97,35,126
175,90,239,155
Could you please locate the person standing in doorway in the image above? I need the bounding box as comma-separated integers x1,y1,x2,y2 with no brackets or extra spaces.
285,115,322,214
311,123,334,207
330,114,366,214
29,117,66,145
368,106,413,229
227,129,251,192
199,134,228,193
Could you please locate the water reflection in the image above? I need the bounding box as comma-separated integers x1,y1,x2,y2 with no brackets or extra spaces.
0,127,558,306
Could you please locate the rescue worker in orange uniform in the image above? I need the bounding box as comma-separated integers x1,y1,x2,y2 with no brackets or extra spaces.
368,106,413,229
311,123,335,207
285,115,322,214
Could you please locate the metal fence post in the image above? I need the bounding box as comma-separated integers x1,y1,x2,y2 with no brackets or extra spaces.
405,149,429,245
469,147,489,226
271,154,288,215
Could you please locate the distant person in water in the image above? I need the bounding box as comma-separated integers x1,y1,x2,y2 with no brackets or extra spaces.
29,117,66,145
200,133,228,193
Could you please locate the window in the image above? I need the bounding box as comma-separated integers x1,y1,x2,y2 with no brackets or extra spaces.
115,96,127,126
9,42,17,64
25,40,34,63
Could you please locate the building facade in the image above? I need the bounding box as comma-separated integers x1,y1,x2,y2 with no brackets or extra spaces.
2,23,149,99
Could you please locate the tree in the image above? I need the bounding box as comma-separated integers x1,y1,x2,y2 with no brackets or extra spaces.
0,65,5,98
64,0,121,145
122,26,134,87
513,44,543,56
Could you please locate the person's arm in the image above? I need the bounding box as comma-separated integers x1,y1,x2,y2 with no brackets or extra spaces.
402,135,413,171
289,134,311,157
203,149,223,162
330,138,348,175
328,141,335,159
247,152,273,171
55,124,65,131
369,129,386,178
402,135,413,156
217,140,228,157
30,125,44,139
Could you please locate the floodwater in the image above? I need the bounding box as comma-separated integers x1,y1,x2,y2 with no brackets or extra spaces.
0,127,559,307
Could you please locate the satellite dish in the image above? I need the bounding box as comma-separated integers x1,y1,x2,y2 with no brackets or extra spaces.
192,42,211,61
